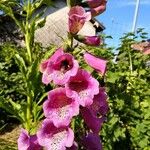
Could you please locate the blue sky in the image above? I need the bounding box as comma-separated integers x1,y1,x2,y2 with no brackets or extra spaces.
97,0,150,47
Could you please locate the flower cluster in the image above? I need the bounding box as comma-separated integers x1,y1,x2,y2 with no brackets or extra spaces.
38,47,108,149
68,0,107,46
17,0,108,150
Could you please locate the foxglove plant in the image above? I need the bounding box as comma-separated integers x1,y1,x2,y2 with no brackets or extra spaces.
18,0,108,149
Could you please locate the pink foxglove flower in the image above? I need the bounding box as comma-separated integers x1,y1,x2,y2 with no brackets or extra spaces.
90,0,107,17
18,129,41,150
84,36,101,46
81,107,105,134
84,52,107,75
43,88,79,127
68,6,91,34
40,48,79,85
66,69,99,107
82,133,102,150
90,88,108,116
81,88,108,133
37,119,74,150
40,48,64,84
74,34,102,46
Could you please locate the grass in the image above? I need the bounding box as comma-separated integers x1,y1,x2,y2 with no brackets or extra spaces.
0,124,20,150
0,139,17,150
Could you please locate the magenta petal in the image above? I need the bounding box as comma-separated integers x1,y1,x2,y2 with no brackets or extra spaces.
51,53,79,85
66,69,99,107
40,59,49,73
37,119,74,150
40,48,79,85
40,48,63,73
81,107,105,134
84,52,107,75
29,135,42,150
43,88,79,127
90,0,107,17
74,35,102,46
65,128,74,147
84,36,101,46
90,88,109,116
42,71,53,85
82,133,103,150
50,48,64,62
40,48,64,84
18,129,29,150
18,129,41,150
68,6,91,34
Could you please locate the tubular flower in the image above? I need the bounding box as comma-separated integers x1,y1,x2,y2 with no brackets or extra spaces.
66,69,99,107
84,36,101,46
68,6,91,34
18,129,42,150
43,88,79,127
37,119,74,150
81,107,105,134
82,132,102,150
40,48,64,84
40,48,79,85
81,88,108,133
90,0,107,17
74,34,102,46
84,52,107,76
90,87,109,116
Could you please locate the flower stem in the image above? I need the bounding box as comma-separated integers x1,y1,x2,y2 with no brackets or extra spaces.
70,35,74,49
71,118,75,131
25,31,32,64
26,96,32,132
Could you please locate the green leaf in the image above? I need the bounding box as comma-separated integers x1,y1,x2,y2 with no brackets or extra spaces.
35,17,46,29
107,72,120,83
14,54,27,76
8,98,21,110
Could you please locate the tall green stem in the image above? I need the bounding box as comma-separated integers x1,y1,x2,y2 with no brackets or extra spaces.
26,96,32,132
25,0,32,64
70,35,74,49
25,31,32,63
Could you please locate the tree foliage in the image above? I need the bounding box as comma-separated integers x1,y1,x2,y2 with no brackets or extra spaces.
101,30,150,150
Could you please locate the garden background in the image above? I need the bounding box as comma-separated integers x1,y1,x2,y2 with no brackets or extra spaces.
0,0,150,150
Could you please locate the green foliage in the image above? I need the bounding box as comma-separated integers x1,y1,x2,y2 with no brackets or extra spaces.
100,30,150,150
0,0,57,133
0,41,56,132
